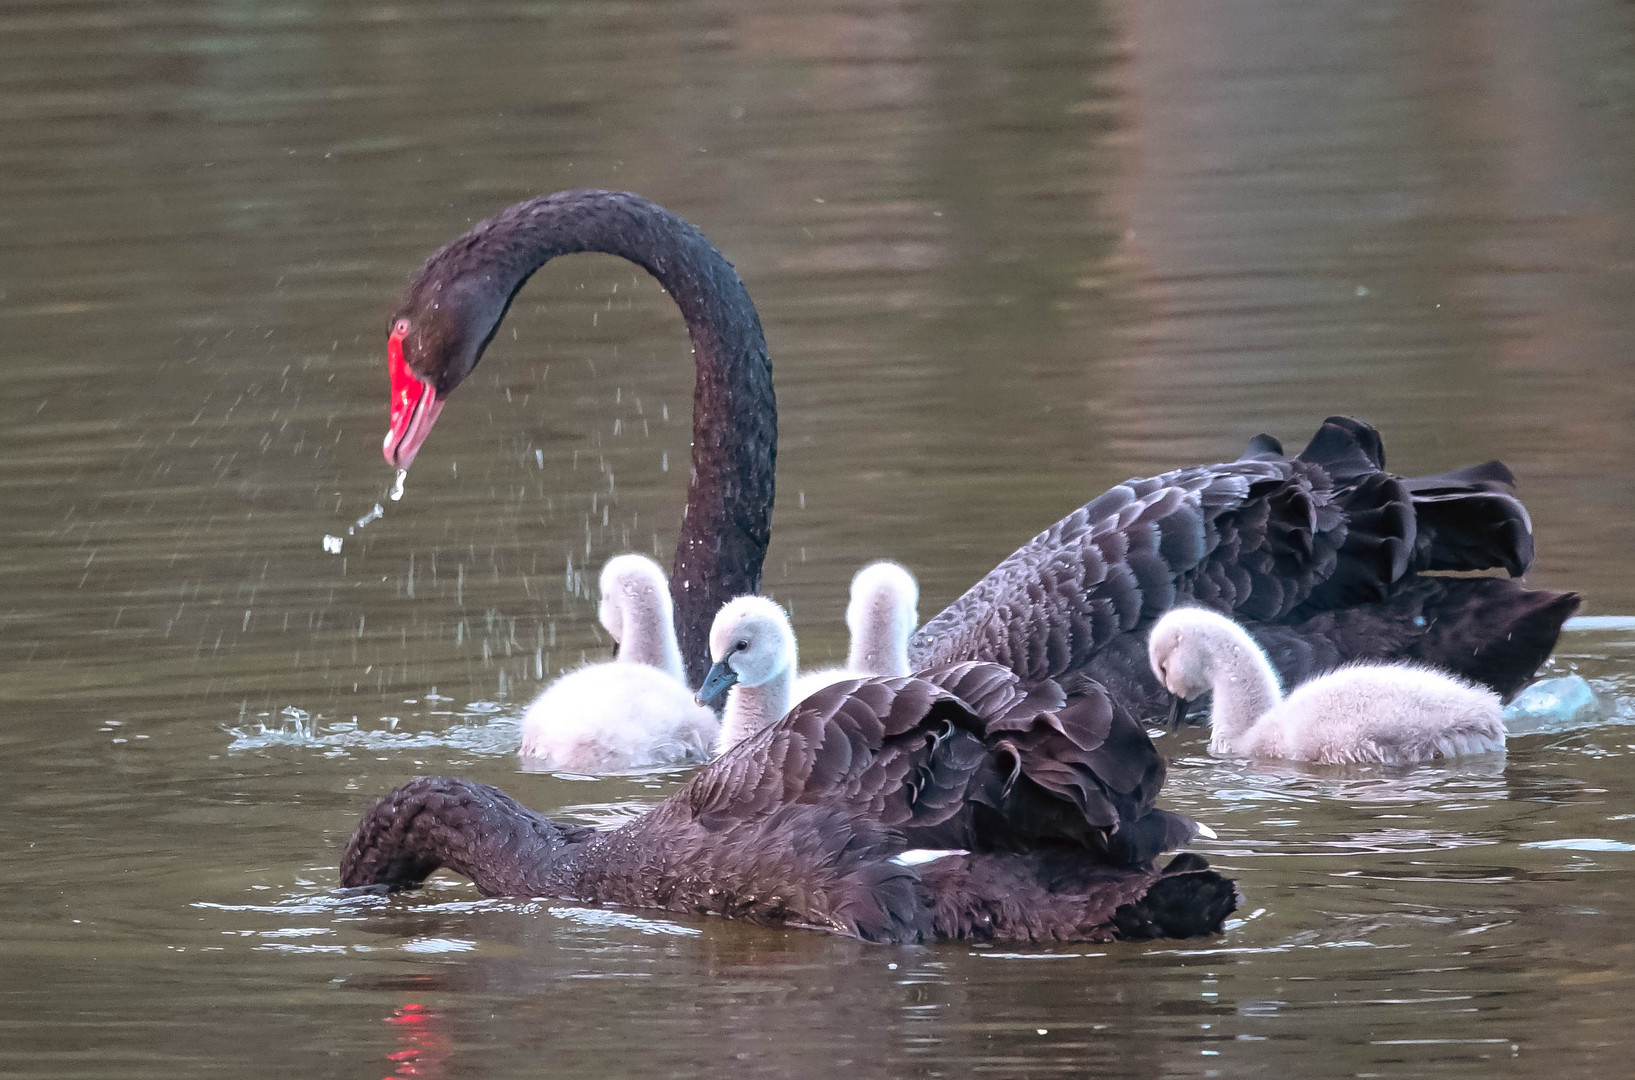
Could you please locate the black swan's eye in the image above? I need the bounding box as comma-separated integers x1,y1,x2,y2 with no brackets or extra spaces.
393,317,411,336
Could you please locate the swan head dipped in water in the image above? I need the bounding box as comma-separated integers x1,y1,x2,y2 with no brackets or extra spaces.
1148,606,1505,765
700,596,798,755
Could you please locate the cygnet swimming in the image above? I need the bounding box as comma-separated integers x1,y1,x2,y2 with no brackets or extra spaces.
699,596,800,756
519,554,718,771
1147,607,1505,765
793,561,919,702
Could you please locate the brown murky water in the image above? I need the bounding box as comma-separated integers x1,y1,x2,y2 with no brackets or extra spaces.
3,1,1634,1076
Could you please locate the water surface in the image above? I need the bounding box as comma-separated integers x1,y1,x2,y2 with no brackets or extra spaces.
3,0,1635,1076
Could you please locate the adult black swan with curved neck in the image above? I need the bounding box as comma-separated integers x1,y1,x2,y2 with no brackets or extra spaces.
342,662,1238,943
381,189,1576,700
384,190,773,688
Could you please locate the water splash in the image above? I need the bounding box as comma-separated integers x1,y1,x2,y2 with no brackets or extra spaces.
1503,675,1605,735
547,906,702,937
1520,838,1635,852
322,475,401,553
226,703,520,757
1563,615,1635,633
354,503,384,531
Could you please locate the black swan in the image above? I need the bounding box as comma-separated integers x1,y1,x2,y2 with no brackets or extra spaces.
1149,607,1505,764
341,662,1237,943
380,189,1577,701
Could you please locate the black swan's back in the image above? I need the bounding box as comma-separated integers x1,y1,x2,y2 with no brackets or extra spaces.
340,664,1235,944
910,416,1575,709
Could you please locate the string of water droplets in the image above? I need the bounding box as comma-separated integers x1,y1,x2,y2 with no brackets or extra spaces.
323,468,408,554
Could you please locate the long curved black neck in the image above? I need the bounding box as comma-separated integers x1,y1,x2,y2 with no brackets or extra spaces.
421,190,776,687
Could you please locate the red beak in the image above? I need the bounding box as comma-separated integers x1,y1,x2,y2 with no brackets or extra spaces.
384,327,445,470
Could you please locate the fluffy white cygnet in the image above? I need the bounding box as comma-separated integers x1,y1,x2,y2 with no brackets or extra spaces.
519,554,717,771
596,552,687,684
1147,607,1505,765
793,561,919,702
700,596,799,756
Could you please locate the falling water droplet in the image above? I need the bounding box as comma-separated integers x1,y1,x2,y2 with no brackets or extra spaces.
389,469,408,501
322,535,344,554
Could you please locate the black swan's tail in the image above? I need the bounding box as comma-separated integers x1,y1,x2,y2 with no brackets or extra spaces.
1259,576,1579,701
1293,418,1537,607
339,776,591,896
1110,852,1239,941
1401,460,1534,577
1401,578,1580,700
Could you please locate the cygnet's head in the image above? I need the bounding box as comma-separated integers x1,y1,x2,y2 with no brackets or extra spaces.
1147,607,1246,699
699,596,797,700
846,561,918,673
597,553,672,644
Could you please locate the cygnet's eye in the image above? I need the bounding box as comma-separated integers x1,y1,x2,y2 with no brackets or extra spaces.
734,640,749,652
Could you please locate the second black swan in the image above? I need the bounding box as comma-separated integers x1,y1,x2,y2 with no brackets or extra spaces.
379,189,1577,700
341,662,1236,943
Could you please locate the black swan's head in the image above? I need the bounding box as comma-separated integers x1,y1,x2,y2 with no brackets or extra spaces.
383,255,514,469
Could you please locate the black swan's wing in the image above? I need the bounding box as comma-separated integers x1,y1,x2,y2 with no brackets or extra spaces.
909,416,1554,699
336,684,1229,943
679,662,1197,866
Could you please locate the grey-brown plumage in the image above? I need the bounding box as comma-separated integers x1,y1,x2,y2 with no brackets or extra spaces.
341,663,1236,944
911,417,1577,710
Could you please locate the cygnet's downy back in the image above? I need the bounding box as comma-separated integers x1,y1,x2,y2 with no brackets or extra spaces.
520,553,716,771
1149,606,1505,765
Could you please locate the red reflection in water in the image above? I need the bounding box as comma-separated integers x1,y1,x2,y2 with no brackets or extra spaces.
383,1002,450,1079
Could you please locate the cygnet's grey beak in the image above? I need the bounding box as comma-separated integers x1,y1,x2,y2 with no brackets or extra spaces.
1166,694,1191,731
696,660,738,707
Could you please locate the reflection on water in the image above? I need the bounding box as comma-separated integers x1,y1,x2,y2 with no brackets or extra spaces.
3,0,1635,1077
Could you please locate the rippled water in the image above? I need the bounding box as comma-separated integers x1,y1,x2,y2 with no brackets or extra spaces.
4,0,1635,1076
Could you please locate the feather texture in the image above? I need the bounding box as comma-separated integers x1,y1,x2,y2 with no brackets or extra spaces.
912,417,1575,711
340,663,1234,944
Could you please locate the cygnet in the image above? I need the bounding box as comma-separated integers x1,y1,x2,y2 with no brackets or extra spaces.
793,561,919,702
698,596,799,756
519,554,717,771
1148,607,1505,765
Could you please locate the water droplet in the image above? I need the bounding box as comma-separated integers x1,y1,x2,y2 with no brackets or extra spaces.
389,469,408,501
322,535,343,554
